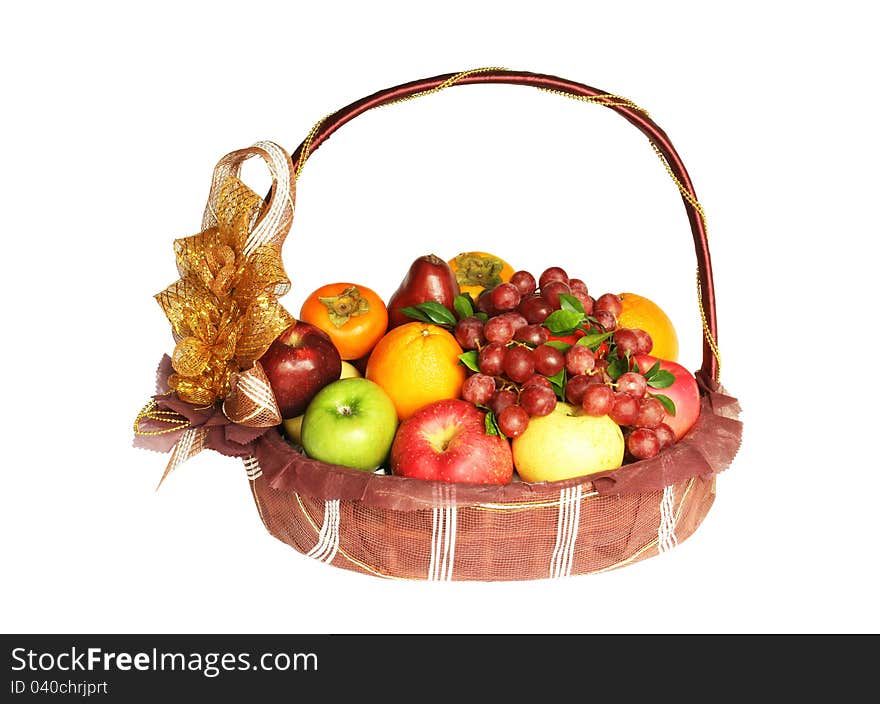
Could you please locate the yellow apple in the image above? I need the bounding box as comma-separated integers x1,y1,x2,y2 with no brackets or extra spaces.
282,414,305,445
340,361,361,379
283,361,362,445
512,402,624,482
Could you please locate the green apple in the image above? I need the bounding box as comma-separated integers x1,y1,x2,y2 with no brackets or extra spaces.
301,378,398,471
512,402,624,482
283,361,362,445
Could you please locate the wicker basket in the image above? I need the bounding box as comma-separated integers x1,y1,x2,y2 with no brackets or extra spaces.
138,69,742,581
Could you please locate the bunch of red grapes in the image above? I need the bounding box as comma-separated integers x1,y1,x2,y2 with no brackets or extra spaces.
455,266,676,460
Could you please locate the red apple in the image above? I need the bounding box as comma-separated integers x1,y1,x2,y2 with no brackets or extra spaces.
546,329,585,346
390,399,513,484
633,354,700,441
259,321,342,418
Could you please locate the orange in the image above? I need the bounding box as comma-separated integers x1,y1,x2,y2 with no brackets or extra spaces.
447,251,515,298
617,292,679,361
366,322,466,420
300,283,388,360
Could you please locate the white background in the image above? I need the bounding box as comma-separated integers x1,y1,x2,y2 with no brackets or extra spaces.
2,1,877,634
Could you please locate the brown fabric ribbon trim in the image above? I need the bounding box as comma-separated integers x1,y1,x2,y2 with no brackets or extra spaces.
134,356,274,487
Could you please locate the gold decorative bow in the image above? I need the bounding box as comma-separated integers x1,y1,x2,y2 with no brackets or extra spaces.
154,142,297,427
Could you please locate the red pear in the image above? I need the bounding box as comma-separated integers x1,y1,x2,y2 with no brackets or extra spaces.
386,254,460,329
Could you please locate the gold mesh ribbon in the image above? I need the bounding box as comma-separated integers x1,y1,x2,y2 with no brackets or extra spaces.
155,141,297,426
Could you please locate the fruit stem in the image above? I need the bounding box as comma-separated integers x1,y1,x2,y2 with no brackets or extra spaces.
318,286,370,328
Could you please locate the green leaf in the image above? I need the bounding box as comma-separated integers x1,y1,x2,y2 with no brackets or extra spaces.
475,312,489,323
647,370,675,389
652,393,677,416
547,368,567,400
644,360,661,380
544,340,572,352
458,350,480,373
543,309,584,335
558,293,584,315
632,359,640,374
416,301,457,327
576,330,613,351
546,368,566,388
453,294,474,321
607,354,629,380
399,306,432,323
484,411,506,439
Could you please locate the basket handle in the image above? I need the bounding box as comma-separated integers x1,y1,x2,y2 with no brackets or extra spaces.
289,68,721,384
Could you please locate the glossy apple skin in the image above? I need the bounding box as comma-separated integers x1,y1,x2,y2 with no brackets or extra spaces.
386,254,460,329
259,321,342,418
390,399,513,484
281,361,362,445
301,378,398,471
633,354,700,440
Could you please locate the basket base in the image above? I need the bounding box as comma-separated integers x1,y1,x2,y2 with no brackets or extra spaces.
248,473,716,581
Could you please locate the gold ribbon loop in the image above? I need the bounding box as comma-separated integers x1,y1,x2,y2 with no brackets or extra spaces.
154,141,296,420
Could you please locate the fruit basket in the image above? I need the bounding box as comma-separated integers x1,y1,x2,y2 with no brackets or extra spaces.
134,68,742,581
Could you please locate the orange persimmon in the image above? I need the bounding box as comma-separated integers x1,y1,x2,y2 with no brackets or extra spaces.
299,283,388,360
